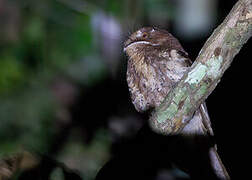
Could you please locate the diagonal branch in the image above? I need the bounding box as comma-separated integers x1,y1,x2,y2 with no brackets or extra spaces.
149,0,252,135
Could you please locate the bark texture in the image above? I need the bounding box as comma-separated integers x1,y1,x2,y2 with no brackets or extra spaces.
150,0,252,135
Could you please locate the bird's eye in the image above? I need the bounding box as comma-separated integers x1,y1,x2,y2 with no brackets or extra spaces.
142,32,148,38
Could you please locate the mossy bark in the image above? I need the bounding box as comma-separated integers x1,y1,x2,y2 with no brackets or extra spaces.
150,0,252,134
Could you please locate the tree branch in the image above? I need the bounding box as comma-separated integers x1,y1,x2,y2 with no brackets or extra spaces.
149,0,252,134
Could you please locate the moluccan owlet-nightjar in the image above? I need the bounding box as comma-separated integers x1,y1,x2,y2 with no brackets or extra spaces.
124,27,230,179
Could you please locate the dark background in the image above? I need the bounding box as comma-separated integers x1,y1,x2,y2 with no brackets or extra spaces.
0,0,250,179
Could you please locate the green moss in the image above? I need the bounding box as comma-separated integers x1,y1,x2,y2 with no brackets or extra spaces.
173,86,187,105
195,83,208,101
157,102,178,123
224,23,249,49
181,97,193,114
206,55,223,78
185,63,207,85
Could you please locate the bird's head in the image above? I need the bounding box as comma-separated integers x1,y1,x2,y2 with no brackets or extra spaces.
124,27,187,61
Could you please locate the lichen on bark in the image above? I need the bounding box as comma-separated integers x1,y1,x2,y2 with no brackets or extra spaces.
150,0,252,135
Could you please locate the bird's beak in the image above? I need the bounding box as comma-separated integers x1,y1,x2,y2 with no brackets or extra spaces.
123,38,133,52
124,40,152,53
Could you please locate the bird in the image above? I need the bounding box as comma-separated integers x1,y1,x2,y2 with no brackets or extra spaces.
124,27,230,179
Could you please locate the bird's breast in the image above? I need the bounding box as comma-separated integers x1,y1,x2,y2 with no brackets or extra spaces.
126,49,190,111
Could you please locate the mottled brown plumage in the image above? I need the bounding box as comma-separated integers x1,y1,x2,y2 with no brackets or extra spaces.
124,27,229,179
124,27,190,112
